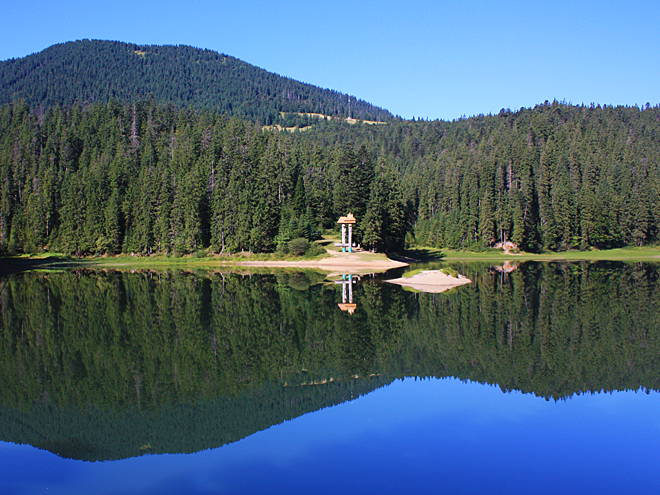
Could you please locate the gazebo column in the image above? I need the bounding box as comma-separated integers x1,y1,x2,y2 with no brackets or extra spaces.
335,213,356,253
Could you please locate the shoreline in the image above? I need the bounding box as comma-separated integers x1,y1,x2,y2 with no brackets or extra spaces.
0,251,409,276
401,245,660,262
2,244,660,277
235,256,408,274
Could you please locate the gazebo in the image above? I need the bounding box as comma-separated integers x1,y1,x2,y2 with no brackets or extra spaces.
335,213,356,252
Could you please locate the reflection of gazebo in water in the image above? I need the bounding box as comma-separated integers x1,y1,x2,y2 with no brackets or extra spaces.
335,274,358,314
335,213,356,253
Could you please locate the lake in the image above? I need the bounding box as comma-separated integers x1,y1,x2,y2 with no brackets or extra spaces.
1,261,659,494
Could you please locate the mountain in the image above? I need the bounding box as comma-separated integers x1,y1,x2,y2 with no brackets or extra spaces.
1,40,660,255
0,39,392,124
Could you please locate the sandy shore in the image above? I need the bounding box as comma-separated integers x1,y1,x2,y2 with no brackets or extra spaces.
385,270,472,293
236,253,408,274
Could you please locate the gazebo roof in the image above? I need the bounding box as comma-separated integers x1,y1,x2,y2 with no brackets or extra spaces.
337,213,356,224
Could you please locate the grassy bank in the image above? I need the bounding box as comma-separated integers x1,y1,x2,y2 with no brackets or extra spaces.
401,245,660,262
3,244,659,277
0,238,390,275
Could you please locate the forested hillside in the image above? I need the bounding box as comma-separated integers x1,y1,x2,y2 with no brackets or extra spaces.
298,102,660,251
0,41,658,254
0,40,392,124
0,100,406,255
1,97,658,255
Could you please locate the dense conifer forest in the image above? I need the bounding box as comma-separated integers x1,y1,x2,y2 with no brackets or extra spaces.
0,40,391,124
0,100,407,255
1,41,659,255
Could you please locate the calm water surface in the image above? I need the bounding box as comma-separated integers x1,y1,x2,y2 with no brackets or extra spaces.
1,261,659,494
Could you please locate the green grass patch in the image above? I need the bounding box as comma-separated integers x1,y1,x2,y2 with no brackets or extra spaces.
410,245,660,262
88,249,331,267
403,267,459,278
400,285,423,293
6,243,657,276
439,267,459,277
1,247,334,274
402,268,425,278
319,235,344,253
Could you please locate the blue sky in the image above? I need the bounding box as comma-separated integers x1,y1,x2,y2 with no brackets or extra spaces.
2,0,659,120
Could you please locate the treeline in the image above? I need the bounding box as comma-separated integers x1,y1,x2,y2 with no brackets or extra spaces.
411,104,660,250
2,98,660,255
0,40,392,124
297,101,660,251
0,99,407,255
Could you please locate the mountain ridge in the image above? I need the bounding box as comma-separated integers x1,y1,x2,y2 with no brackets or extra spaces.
0,39,393,124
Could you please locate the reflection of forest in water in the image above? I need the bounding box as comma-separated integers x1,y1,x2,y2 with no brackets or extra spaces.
1,262,659,460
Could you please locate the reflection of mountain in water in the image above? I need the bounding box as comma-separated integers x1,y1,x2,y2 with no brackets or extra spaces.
0,376,391,462
1,262,659,460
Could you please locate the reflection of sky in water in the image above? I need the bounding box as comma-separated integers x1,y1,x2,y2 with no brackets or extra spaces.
3,378,660,495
